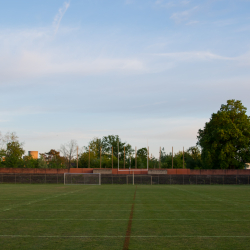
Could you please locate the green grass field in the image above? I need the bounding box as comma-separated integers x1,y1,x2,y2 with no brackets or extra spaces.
0,184,250,250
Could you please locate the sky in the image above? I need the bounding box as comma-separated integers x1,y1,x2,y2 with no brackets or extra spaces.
1,0,250,157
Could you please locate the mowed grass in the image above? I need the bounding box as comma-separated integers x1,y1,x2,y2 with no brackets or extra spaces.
0,184,250,250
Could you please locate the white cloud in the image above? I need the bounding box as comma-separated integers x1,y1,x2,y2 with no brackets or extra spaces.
0,49,145,82
155,0,190,8
153,51,234,62
170,6,198,23
53,1,70,35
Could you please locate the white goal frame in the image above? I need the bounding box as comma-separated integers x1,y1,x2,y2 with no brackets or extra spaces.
64,173,101,185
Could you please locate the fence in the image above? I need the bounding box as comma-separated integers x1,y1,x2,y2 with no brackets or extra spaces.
0,174,250,185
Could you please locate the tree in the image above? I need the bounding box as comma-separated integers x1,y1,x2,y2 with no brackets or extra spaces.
185,146,202,169
197,99,250,169
40,149,66,169
5,141,25,168
60,140,78,169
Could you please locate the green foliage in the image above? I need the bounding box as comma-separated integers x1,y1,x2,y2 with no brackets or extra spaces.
5,141,25,168
23,156,38,168
38,156,48,169
197,99,250,169
41,150,67,169
185,146,202,169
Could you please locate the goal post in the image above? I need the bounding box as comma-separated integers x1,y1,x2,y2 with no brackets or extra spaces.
64,173,101,185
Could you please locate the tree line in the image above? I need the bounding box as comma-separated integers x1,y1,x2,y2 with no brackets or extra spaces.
1,99,250,169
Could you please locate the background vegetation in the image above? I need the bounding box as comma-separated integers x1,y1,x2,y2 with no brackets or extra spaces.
1,100,249,169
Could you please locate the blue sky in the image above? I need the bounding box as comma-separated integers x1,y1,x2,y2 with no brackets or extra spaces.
1,0,250,156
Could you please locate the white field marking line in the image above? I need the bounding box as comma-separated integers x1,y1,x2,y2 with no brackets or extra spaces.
0,218,244,223
7,209,250,212
167,186,250,208
12,203,227,205
0,187,94,212
0,199,235,201
0,235,250,238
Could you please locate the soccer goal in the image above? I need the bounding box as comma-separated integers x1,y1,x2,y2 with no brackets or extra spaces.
64,173,101,185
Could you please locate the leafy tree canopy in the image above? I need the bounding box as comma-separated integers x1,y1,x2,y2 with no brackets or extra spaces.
197,99,250,169
5,141,25,168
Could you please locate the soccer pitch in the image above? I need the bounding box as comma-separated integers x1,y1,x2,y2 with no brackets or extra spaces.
0,185,250,250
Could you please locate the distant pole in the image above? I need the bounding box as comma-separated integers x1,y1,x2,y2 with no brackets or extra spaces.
159,147,161,169
172,146,173,169
88,146,90,168
183,147,184,169
124,147,125,169
147,146,149,170
76,146,78,168
135,146,137,169
100,147,102,168
112,147,113,169
118,141,119,170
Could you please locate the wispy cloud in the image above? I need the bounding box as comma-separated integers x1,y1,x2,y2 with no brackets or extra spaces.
155,0,190,8
170,6,198,23
153,51,234,62
53,1,70,34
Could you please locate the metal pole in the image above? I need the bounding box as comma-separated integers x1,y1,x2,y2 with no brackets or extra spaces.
77,146,78,168
135,146,137,169
159,147,161,169
183,146,184,169
118,141,119,170
133,171,134,185
64,173,65,185
147,146,149,170
100,147,102,168
124,147,125,169
112,147,113,169
88,146,90,168
172,146,173,169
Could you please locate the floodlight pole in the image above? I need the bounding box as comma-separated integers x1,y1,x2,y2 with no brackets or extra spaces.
88,146,90,168
124,147,125,169
159,147,161,169
77,146,78,168
147,146,149,170
100,147,102,168
135,146,137,169
183,147,184,169
118,141,119,170
172,146,173,169
112,147,113,169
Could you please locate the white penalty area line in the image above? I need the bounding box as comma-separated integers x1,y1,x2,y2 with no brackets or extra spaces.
0,235,250,238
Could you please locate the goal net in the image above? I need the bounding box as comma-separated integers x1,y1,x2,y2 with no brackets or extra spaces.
64,173,101,185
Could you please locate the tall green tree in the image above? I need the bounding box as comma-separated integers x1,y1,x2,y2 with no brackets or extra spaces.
5,141,25,168
197,99,250,169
